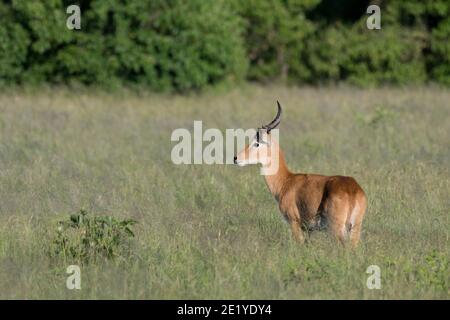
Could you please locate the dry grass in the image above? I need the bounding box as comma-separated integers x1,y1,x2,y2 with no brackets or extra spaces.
0,85,448,299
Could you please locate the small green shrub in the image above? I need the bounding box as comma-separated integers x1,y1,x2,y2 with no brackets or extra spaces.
356,106,397,128
50,210,137,263
284,256,336,286
413,250,449,291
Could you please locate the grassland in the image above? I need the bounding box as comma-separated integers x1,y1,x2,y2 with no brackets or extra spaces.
0,85,448,299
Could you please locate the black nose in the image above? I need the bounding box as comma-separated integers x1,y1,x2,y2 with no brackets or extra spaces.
233,156,237,164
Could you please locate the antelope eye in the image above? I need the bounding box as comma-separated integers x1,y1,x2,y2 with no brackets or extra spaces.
255,142,260,147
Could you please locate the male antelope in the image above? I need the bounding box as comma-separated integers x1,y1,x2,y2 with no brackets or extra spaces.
234,102,367,246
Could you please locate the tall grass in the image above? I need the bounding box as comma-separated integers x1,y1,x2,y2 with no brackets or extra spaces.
0,85,448,299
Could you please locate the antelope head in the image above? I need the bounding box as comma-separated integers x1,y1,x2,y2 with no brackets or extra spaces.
234,101,282,168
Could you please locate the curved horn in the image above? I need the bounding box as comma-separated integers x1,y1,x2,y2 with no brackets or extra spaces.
262,101,282,132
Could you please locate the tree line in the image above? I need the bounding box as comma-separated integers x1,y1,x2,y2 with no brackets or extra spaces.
0,0,448,91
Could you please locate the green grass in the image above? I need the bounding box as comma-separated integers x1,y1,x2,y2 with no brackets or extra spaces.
0,85,448,299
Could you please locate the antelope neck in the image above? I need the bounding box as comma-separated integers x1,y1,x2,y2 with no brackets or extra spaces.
263,147,293,199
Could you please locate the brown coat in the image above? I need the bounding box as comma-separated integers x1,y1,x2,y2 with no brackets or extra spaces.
264,148,367,245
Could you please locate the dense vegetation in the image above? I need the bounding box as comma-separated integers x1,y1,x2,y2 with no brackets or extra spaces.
0,0,449,90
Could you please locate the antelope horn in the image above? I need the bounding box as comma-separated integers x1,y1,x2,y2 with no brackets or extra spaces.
262,101,282,132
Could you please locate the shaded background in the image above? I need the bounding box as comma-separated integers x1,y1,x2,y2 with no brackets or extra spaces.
1,0,449,91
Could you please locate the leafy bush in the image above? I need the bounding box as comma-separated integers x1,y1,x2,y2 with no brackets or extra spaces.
1,0,247,91
344,25,427,86
429,17,450,85
0,3,30,85
236,0,320,82
5,0,75,84
305,23,427,86
383,0,450,85
50,210,137,263
405,250,449,292
143,0,248,91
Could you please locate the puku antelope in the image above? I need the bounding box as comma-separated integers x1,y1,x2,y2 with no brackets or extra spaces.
233,102,367,246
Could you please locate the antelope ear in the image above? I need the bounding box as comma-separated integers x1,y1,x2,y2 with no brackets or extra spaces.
257,130,270,145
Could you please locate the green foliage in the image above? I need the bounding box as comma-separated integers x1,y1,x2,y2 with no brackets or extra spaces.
412,250,449,291
1,0,247,91
7,0,75,84
430,17,450,85
351,27,426,85
302,0,434,86
383,0,450,86
0,3,30,84
399,250,449,292
284,255,335,285
235,0,319,82
144,0,248,91
0,0,449,88
50,210,137,263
